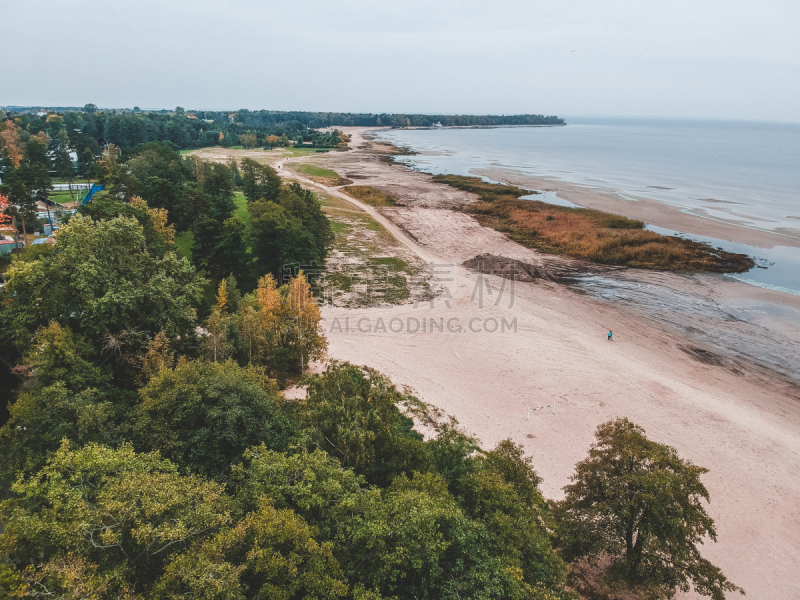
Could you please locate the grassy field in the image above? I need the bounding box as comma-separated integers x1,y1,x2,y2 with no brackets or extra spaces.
282,147,333,158
436,175,754,273
341,185,400,207
49,190,83,204
292,162,352,186
295,164,340,179
234,193,250,224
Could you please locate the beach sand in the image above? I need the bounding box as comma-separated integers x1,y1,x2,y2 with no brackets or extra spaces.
197,130,800,599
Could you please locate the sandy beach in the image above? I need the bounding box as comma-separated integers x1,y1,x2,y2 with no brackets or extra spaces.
193,129,800,599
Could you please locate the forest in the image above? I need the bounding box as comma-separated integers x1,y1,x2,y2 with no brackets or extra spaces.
0,111,741,600
1,105,564,155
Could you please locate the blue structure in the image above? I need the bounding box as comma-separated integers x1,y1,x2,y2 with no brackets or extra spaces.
80,184,104,206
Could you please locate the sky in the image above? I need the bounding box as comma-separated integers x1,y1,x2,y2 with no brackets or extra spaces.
1,0,799,122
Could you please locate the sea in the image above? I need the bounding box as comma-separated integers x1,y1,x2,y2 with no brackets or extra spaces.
374,116,800,295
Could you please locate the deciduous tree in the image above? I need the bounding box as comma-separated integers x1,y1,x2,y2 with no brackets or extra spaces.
556,418,743,600
136,358,292,480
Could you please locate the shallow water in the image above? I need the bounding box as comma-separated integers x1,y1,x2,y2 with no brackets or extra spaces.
643,224,800,296
376,118,800,294
379,117,800,231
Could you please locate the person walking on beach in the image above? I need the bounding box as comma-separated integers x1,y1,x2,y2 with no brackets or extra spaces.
608,330,613,341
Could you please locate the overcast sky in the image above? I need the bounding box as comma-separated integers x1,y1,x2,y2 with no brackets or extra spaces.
2,0,798,122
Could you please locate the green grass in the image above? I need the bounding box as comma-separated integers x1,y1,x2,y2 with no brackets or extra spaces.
295,164,340,179
369,257,410,270
234,193,250,224
179,149,193,155
174,230,194,261
49,190,82,204
329,221,349,234
281,147,331,157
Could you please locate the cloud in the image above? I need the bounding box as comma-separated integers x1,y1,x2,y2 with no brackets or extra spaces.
1,0,798,121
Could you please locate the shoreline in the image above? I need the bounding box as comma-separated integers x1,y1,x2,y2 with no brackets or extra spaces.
366,125,800,251
191,132,800,598
317,129,800,599
472,167,800,250
363,127,800,297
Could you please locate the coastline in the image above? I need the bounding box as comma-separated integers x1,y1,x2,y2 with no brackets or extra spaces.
471,167,800,250
193,130,800,599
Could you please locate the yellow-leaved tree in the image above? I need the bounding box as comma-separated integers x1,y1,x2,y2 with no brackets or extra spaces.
130,196,176,244
282,271,328,373
232,272,326,384
205,278,235,363
0,120,25,167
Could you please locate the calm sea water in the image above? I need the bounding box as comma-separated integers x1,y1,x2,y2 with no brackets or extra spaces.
375,117,800,295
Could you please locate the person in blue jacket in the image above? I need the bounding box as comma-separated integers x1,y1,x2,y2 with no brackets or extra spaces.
608,330,613,341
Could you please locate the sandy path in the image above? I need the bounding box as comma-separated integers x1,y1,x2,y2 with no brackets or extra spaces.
313,129,800,600
194,133,800,598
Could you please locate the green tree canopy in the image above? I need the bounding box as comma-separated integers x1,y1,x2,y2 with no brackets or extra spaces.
247,182,331,280
0,214,203,363
556,418,743,600
135,359,294,480
299,362,429,486
0,441,231,598
240,157,281,203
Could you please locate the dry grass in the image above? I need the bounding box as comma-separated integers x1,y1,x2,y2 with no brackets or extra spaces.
436,175,753,273
481,199,752,272
341,185,401,207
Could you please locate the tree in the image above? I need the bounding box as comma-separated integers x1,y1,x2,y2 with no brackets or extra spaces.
197,159,235,221
53,130,75,196
0,120,25,167
217,216,249,281
240,157,281,203
0,214,203,365
0,441,231,598
247,199,316,279
234,445,364,525
266,134,279,149
556,418,743,600
80,194,174,257
281,271,328,372
240,130,258,148
299,362,426,486
136,358,293,480
191,214,248,284
155,496,348,600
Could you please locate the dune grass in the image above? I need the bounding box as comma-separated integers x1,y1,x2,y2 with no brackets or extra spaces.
435,175,754,273
294,163,352,186
341,185,400,207
282,147,332,157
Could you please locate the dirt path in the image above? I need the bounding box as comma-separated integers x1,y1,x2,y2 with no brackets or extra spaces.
275,155,436,263
314,129,800,600
191,135,800,599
